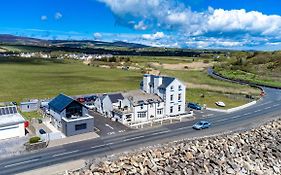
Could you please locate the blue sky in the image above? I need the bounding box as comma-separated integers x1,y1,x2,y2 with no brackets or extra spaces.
1,0,281,50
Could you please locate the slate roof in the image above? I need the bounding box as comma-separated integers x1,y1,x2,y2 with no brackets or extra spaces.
48,94,75,113
123,90,163,106
159,77,175,89
108,93,124,103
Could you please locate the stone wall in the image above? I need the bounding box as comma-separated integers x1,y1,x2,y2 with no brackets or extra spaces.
69,118,281,175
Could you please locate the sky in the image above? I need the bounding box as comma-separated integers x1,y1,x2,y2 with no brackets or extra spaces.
1,0,281,50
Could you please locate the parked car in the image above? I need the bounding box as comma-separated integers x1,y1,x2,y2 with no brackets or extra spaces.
85,103,96,110
215,101,226,107
192,121,211,130
77,97,85,103
187,102,202,110
39,128,46,135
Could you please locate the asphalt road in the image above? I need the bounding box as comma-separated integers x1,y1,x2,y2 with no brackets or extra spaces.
0,87,281,175
1,83,281,174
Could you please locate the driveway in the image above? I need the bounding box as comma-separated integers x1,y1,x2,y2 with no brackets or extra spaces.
89,111,132,136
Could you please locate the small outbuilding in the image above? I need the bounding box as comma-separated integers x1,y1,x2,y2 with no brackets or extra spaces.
20,100,40,112
0,105,26,140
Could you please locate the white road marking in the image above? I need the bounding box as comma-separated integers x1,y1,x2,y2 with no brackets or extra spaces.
256,101,271,107
243,112,252,116
4,158,40,168
217,118,228,122
91,144,106,149
203,114,214,117
264,106,272,110
231,116,240,119
273,104,280,107
106,142,114,146
151,130,170,136
118,130,125,133
254,109,262,113
175,126,193,130
52,150,79,157
123,135,145,142
107,132,115,135
105,124,114,130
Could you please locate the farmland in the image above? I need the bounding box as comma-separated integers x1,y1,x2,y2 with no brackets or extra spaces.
0,55,259,109
0,57,141,102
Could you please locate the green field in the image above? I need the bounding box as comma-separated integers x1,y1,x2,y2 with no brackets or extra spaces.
186,88,252,109
0,57,142,102
0,56,259,109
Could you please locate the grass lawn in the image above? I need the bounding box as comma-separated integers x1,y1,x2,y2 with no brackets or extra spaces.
0,57,142,102
186,88,252,109
0,56,258,109
21,111,43,121
129,56,196,66
161,69,260,94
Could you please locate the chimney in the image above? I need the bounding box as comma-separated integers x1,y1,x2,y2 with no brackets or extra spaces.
153,75,162,93
143,74,151,93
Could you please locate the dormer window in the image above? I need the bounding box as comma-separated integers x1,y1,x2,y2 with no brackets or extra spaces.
170,86,174,91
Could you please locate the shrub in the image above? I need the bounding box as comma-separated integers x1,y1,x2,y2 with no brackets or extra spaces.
29,136,41,144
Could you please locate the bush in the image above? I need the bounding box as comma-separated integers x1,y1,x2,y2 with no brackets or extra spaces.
29,136,41,144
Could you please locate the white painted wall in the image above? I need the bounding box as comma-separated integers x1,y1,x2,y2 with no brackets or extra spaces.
164,79,186,116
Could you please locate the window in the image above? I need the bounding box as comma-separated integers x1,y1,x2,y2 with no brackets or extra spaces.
150,104,153,108
170,106,173,113
137,112,146,118
140,104,144,110
75,123,87,131
157,103,160,107
178,93,182,101
170,86,174,91
179,85,182,91
170,95,173,101
157,109,163,115
178,105,181,112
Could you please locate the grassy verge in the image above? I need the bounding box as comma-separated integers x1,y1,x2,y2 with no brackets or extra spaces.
215,69,281,87
186,88,252,109
21,111,43,121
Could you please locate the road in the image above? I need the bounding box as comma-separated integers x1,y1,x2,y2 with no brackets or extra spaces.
1,78,281,174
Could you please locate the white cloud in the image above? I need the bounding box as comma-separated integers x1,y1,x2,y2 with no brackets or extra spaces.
134,21,148,30
93,32,102,39
142,32,165,40
54,12,63,20
41,15,47,21
98,0,281,37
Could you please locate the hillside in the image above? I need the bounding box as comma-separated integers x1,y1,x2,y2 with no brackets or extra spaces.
0,34,147,49
214,51,281,87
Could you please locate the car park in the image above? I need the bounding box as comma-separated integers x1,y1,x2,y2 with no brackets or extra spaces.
187,102,202,110
192,121,211,130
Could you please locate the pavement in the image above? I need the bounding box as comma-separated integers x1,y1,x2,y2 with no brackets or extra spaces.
90,111,132,136
1,86,281,175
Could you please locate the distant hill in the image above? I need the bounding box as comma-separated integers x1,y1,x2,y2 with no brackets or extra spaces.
0,34,148,49
0,34,48,45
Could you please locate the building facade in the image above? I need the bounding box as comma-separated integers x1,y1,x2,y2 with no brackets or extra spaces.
141,74,186,116
48,94,94,137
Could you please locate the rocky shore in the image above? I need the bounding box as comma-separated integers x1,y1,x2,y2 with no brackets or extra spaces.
68,119,281,175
